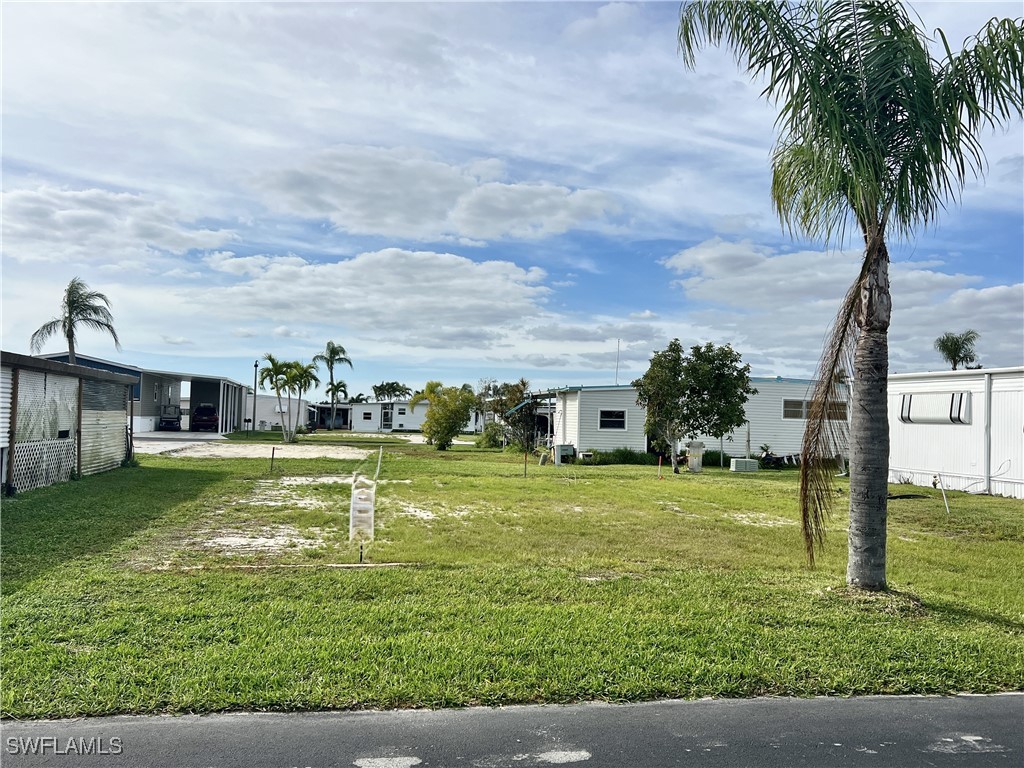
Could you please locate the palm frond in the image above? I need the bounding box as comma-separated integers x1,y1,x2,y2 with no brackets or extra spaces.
29,318,62,354
799,267,861,565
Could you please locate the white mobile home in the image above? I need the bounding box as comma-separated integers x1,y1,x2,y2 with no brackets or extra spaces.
350,401,429,433
692,376,849,457
543,377,849,459
887,367,1023,499
545,385,649,454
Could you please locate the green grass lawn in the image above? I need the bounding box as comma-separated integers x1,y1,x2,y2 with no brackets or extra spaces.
2,442,1022,718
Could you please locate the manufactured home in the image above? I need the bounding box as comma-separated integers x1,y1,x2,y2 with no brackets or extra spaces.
888,366,1023,499
690,376,849,458
1,351,136,494
542,385,649,454
541,377,848,458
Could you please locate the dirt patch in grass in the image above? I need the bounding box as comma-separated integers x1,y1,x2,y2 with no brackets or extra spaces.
200,525,331,554
162,443,372,460
729,512,795,527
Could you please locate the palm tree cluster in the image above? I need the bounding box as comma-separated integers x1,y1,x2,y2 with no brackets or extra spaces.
679,1,1023,590
934,329,980,370
371,381,413,402
30,277,121,364
258,354,321,442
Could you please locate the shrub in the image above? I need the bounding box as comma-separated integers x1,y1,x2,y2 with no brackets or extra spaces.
476,422,506,449
579,448,660,466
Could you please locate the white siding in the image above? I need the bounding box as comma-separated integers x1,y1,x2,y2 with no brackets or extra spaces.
1,366,12,451
554,391,579,447
691,378,825,457
888,368,1023,498
242,394,309,432
577,389,647,452
352,404,381,432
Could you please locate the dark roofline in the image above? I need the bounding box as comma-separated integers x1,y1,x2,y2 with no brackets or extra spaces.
1,351,138,385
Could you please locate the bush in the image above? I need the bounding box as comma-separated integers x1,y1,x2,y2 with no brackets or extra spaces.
578,448,660,466
701,449,730,468
475,422,506,449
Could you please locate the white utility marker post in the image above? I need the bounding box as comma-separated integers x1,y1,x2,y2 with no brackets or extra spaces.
349,474,376,541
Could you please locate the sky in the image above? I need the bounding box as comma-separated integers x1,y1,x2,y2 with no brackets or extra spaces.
2,1,1022,401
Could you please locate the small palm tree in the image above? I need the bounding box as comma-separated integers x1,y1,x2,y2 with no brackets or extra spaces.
258,353,292,442
934,330,980,370
325,381,349,427
287,361,320,439
679,1,1024,590
313,341,353,430
30,277,122,364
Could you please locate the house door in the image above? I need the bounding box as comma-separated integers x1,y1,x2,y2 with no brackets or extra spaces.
381,404,393,431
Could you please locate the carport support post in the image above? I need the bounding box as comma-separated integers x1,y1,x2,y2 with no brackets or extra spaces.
77,377,84,478
5,367,19,496
253,361,258,435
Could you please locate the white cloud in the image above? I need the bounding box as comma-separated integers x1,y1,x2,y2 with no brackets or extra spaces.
256,146,617,242
1,186,236,264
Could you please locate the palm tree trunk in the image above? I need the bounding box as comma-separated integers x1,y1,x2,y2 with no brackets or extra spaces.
847,236,891,590
67,333,76,366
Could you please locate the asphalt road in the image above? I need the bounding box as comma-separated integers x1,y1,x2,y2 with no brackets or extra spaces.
3,694,1021,768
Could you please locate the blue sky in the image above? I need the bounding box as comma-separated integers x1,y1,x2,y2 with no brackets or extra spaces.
3,1,1022,400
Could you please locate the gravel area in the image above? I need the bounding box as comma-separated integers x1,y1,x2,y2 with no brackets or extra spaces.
134,441,372,460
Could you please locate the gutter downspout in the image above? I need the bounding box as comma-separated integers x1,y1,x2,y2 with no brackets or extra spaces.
984,372,993,495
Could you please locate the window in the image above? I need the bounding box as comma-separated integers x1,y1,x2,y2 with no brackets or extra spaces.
362,412,372,421
599,409,626,429
397,407,406,415
783,399,806,419
783,399,847,420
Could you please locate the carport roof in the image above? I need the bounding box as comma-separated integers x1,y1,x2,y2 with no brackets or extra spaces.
36,352,244,387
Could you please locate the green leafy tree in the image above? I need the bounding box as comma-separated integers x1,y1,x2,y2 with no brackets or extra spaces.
934,329,980,370
30,277,122,365
493,378,537,452
633,340,755,473
679,1,1024,590
313,341,353,429
633,340,687,472
349,393,369,404
418,382,475,450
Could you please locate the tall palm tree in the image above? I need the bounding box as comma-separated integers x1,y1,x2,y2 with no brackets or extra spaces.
934,329,980,370
258,353,292,442
30,277,122,365
679,1,1023,590
313,341,353,430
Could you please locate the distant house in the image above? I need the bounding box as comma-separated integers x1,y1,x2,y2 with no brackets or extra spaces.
690,376,849,457
541,385,649,454
539,377,850,458
888,366,1023,499
40,353,246,433
1,351,136,494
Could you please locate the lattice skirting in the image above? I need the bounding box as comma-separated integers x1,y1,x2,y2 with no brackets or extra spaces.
10,438,77,493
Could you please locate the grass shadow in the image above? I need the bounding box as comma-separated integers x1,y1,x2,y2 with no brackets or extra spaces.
1,463,228,593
